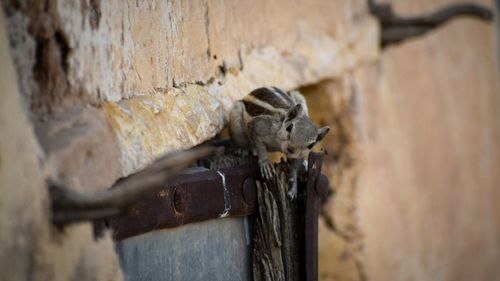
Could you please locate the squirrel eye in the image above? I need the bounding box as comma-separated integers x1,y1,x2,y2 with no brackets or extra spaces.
307,142,316,149
286,124,294,133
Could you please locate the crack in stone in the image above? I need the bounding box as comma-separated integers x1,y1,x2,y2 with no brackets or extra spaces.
204,0,212,59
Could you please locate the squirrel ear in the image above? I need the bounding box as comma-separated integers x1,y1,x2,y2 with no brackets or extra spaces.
316,127,330,142
286,104,303,120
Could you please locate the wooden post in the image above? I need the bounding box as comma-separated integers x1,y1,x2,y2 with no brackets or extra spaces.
253,152,327,281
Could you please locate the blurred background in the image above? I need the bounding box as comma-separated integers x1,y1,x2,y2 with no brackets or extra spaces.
0,0,498,280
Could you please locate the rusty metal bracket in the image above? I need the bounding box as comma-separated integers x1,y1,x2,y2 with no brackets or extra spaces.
94,150,329,281
98,165,260,240
369,0,494,47
305,152,329,281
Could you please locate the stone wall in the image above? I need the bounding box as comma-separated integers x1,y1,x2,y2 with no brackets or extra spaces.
0,9,123,281
304,0,499,280
3,0,378,176
355,2,500,279
1,0,499,280
0,1,378,280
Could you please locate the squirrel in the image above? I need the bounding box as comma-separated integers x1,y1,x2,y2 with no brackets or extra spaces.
229,87,329,199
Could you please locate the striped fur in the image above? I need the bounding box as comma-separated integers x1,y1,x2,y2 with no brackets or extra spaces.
242,87,295,117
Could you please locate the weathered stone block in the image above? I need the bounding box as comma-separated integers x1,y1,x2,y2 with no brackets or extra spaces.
355,13,500,281
4,0,380,175
0,10,123,281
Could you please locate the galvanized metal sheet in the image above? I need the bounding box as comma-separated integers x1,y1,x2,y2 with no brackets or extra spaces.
116,217,253,281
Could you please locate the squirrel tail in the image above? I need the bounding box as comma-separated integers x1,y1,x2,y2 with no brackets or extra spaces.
209,138,235,147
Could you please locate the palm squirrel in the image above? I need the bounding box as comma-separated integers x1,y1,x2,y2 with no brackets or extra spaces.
229,87,329,199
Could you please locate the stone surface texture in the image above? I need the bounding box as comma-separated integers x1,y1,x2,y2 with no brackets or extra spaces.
302,79,365,281
302,1,499,280
0,10,123,281
1,1,379,280
355,1,500,280
2,0,499,280
3,0,379,175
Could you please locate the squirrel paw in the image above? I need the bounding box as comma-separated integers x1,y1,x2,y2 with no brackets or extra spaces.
259,159,275,181
287,182,298,200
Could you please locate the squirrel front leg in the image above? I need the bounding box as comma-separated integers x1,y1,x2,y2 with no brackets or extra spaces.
248,116,277,181
252,138,275,180
287,157,300,199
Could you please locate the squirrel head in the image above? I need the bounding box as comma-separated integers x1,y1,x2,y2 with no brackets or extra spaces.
279,104,330,159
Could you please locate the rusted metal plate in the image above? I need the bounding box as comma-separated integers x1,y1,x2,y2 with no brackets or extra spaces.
100,152,328,280
305,152,329,281
102,165,260,240
116,217,254,281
